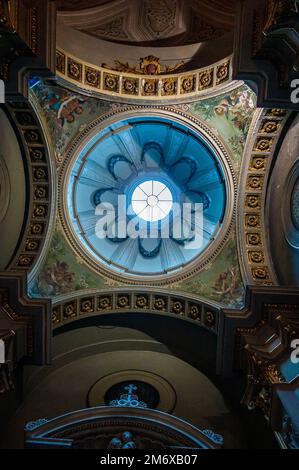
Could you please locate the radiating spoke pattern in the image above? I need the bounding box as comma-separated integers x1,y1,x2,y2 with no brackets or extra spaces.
132,180,173,222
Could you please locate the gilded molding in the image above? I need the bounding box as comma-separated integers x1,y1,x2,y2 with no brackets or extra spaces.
58,106,237,286
0,0,12,29
29,7,38,55
52,288,221,333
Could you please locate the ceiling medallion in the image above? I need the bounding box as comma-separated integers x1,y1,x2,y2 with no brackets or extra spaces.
59,108,236,285
143,0,177,36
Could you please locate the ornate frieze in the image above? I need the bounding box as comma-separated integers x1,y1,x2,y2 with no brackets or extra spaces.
0,330,15,394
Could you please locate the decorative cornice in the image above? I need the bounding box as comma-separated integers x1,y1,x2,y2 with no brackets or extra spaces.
24,406,223,449
52,287,221,334
56,48,233,102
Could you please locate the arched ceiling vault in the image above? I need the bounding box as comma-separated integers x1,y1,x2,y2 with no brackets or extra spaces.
237,107,292,286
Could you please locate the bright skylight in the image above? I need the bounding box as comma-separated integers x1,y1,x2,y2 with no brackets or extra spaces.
132,180,173,222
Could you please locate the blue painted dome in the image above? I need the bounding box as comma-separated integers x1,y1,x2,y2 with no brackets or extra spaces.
67,116,227,277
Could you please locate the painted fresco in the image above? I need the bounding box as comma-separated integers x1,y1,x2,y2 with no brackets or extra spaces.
178,232,245,308
29,222,106,298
